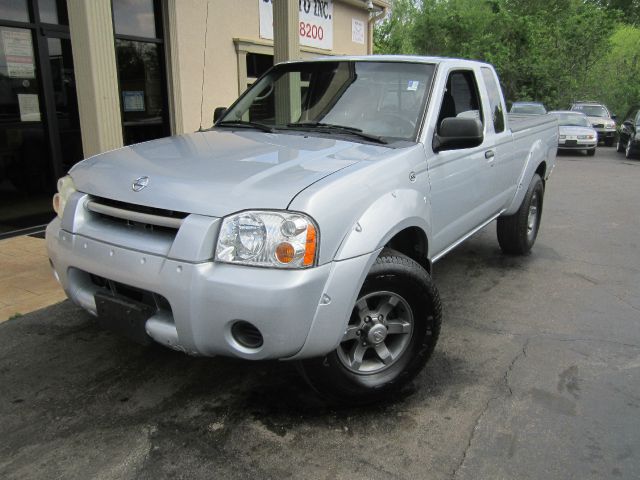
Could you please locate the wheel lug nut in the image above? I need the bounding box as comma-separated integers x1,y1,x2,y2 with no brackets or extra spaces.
356,330,362,336
378,314,384,321
365,316,371,323
362,341,367,346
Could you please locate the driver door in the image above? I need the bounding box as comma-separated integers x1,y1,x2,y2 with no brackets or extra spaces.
427,68,498,257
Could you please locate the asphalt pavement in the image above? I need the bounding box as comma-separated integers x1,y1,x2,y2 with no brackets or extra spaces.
1,146,639,479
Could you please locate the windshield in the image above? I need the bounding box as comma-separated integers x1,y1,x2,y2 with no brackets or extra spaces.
572,105,609,118
510,103,546,115
219,61,435,142
552,112,590,127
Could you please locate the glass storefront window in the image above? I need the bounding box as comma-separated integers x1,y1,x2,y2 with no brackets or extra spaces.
0,0,29,23
112,0,157,38
113,0,168,146
38,0,68,25
116,40,163,123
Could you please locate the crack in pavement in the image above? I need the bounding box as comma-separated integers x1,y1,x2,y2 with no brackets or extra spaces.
451,338,530,479
449,331,640,480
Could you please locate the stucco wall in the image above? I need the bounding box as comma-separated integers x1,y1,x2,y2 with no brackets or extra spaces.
170,0,371,134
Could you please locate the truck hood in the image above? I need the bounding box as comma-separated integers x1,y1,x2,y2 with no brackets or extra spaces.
70,130,390,217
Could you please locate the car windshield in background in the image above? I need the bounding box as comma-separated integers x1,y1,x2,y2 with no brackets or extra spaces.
552,113,590,127
218,61,436,142
573,105,608,117
511,104,546,115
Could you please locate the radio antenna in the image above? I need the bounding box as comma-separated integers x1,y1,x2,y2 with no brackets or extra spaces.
199,0,211,131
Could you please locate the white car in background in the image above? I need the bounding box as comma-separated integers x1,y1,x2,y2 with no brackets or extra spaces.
550,110,598,156
570,102,616,146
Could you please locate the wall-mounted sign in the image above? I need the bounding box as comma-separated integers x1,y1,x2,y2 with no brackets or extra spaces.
352,18,365,44
259,0,334,51
122,91,145,112
1,29,35,78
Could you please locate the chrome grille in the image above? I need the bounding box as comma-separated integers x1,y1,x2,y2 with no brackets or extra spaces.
86,196,188,230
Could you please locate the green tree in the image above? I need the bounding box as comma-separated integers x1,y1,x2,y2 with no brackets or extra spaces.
375,0,618,109
374,0,419,54
589,25,640,117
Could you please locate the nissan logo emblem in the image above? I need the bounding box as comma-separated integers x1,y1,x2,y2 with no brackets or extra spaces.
132,176,149,192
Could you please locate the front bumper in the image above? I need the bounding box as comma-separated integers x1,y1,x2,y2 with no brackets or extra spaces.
593,127,616,141
558,139,597,150
46,211,376,361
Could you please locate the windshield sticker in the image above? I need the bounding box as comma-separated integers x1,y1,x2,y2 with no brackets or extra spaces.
407,80,419,91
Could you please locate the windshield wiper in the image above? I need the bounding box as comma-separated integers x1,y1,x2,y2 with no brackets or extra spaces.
285,122,388,144
216,120,275,133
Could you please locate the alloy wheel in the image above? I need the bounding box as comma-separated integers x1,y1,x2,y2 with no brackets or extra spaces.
337,291,414,374
527,190,540,242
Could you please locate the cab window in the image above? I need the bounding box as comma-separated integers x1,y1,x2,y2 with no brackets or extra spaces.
436,70,483,135
481,67,505,133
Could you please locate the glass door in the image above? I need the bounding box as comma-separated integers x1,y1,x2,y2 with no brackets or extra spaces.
0,0,82,237
0,24,52,235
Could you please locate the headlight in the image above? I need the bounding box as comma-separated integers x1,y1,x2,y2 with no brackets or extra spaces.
52,175,76,219
216,210,318,268
559,135,566,139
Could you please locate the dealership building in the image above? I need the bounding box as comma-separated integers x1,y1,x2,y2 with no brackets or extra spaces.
0,0,387,237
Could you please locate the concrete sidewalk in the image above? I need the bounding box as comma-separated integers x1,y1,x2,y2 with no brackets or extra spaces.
0,236,65,322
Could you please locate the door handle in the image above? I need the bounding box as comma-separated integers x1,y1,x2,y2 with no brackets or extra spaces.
485,150,495,160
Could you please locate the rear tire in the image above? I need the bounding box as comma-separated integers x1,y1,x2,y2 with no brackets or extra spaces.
298,249,441,405
497,173,544,255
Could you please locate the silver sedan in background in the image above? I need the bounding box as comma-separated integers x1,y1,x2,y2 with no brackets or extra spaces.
550,110,598,156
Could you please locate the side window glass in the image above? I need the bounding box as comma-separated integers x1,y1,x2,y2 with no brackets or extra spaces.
481,67,505,133
437,70,483,134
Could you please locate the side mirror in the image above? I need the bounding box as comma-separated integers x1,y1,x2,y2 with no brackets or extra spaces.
213,107,227,123
433,117,484,152
611,113,617,120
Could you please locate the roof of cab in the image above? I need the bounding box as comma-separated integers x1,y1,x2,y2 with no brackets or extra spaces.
281,55,491,68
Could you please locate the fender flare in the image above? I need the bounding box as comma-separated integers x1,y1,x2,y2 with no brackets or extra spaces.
503,139,547,216
333,188,431,261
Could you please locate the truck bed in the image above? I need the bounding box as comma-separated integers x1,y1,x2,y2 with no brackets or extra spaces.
508,113,557,134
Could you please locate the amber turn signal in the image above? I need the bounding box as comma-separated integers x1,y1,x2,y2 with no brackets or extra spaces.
303,224,317,266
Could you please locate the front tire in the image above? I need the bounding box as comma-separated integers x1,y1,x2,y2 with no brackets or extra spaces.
616,137,625,153
298,249,442,405
605,138,614,147
587,148,596,156
626,139,637,159
497,173,544,255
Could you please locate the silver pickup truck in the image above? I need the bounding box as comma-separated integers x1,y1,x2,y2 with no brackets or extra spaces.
47,56,557,403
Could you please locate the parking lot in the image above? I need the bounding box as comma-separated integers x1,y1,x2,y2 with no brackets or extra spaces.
1,146,639,480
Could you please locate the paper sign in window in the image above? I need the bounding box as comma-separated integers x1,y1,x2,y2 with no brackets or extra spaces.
1,29,35,78
123,91,145,112
18,93,41,122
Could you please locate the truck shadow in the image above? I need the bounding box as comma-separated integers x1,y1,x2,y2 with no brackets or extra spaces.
1,300,475,441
